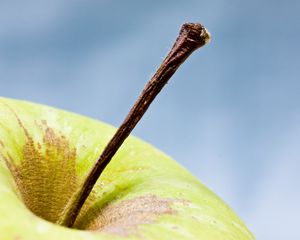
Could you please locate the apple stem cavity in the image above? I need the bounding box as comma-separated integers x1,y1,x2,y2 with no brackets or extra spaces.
58,22,211,228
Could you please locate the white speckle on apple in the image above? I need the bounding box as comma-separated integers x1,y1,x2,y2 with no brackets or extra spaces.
94,147,101,154
129,150,135,156
63,124,73,135
36,222,50,234
79,232,94,239
0,186,10,193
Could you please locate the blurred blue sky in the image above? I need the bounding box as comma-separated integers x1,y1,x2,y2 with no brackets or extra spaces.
1,1,299,239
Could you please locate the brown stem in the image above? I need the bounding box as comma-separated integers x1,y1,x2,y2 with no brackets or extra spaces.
58,22,211,228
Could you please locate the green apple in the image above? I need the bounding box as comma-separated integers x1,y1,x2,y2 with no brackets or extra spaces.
0,97,254,239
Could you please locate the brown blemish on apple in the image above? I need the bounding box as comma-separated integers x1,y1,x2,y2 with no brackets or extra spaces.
1,108,79,223
76,194,176,236
0,140,4,148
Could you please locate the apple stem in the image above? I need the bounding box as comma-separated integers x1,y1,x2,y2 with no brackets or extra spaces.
58,23,211,228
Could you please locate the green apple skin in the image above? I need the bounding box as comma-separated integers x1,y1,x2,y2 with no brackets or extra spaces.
0,97,255,240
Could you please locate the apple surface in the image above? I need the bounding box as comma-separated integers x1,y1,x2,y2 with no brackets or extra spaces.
0,97,254,239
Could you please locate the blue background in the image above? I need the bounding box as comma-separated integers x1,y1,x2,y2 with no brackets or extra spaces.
1,1,299,239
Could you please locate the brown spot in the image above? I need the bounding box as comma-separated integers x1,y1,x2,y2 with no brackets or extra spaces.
79,194,176,236
0,139,4,148
2,115,78,223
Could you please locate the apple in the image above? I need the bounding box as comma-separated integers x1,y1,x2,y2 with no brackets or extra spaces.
0,97,254,239
0,23,254,239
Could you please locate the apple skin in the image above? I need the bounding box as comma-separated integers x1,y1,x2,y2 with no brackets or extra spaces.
0,97,254,240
